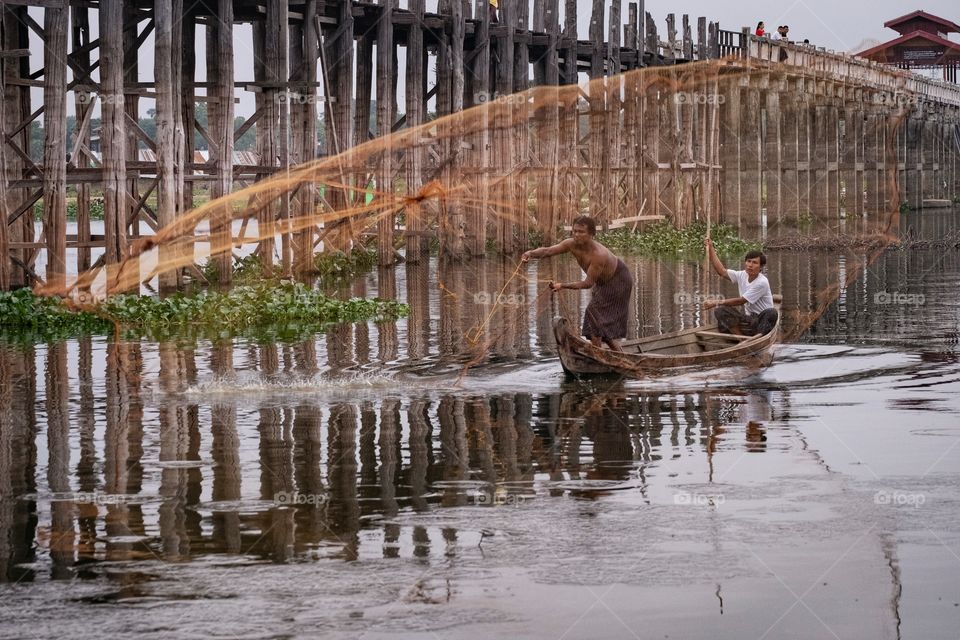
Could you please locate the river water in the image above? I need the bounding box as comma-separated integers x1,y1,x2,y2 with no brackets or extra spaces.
2,211,960,639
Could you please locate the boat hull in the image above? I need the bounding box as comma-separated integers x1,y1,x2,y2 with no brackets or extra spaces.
552,311,780,378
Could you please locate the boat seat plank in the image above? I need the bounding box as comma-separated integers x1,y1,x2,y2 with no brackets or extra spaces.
696,330,752,342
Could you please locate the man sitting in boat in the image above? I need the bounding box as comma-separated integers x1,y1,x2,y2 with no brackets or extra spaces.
521,215,634,351
702,237,778,336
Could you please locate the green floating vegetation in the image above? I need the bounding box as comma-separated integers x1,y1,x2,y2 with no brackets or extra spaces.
0,288,111,343
313,248,378,281
597,220,761,257
0,283,407,344
203,249,378,286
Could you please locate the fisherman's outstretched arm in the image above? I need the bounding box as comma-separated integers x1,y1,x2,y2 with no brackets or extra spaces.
522,239,573,262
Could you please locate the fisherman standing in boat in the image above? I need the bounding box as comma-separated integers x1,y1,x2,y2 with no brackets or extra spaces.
703,237,778,336
521,215,633,351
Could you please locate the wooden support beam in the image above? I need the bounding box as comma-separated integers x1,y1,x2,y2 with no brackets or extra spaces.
124,110,158,152
181,5,196,214
100,0,129,277
0,61,8,290
67,0,93,274
42,3,68,291
3,5,32,287
376,0,396,265
405,0,427,259
210,0,236,282
154,0,184,291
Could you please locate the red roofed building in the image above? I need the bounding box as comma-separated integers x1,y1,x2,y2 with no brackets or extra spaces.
857,10,960,82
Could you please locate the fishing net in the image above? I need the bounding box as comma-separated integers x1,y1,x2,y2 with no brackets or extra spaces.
36,58,915,353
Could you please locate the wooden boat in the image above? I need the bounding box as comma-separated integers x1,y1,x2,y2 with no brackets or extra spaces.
553,296,782,377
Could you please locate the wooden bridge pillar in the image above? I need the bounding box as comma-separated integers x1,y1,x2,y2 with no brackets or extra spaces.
950,107,960,200
811,96,830,220
512,0,530,252
674,68,694,226
3,6,31,288
155,0,185,292
779,80,800,223
322,0,354,252
100,0,129,287
921,103,938,201
739,82,763,228
71,5,93,276
559,0,579,231
533,0,561,245
718,76,737,226
642,74,662,222
376,0,397,266
840,89,864,220
588,0,607,226
604,0,622,230
290,0,319,277
863,99,887,215
904,109,922,210
42,4,68,292
826,91,841,220
795,87,813,222
656,73,677,221
404,0,428,260
208,0,236,283
762,80,782,230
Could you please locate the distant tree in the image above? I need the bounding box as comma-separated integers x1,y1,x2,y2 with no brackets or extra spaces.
30,123,42,162
234,116,257,151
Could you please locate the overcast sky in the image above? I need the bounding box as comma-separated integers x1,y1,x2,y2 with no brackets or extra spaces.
27,0,960,119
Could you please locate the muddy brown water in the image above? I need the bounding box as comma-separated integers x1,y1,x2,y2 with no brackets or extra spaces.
2,211,960,639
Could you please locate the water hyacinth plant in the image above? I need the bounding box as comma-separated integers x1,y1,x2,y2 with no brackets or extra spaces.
597,220,760,257
0,283,407,344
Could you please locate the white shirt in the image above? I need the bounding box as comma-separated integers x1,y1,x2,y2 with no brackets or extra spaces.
726,269,774,316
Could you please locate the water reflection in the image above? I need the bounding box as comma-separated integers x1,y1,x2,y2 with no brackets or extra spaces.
1,337,794,580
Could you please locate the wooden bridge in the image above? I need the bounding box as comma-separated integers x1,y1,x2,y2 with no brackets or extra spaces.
1,0,960,291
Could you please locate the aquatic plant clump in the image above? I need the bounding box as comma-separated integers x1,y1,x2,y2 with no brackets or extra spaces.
203,249,379,286
0,288,111,342
0,284,408,343
598,220,760,257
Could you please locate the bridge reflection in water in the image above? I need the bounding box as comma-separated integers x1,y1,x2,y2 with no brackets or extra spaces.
0,333,781,580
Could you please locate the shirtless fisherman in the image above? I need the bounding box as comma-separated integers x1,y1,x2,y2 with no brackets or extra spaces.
521,215,634,351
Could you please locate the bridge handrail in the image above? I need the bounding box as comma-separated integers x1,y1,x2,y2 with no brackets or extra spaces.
715,30,960,107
